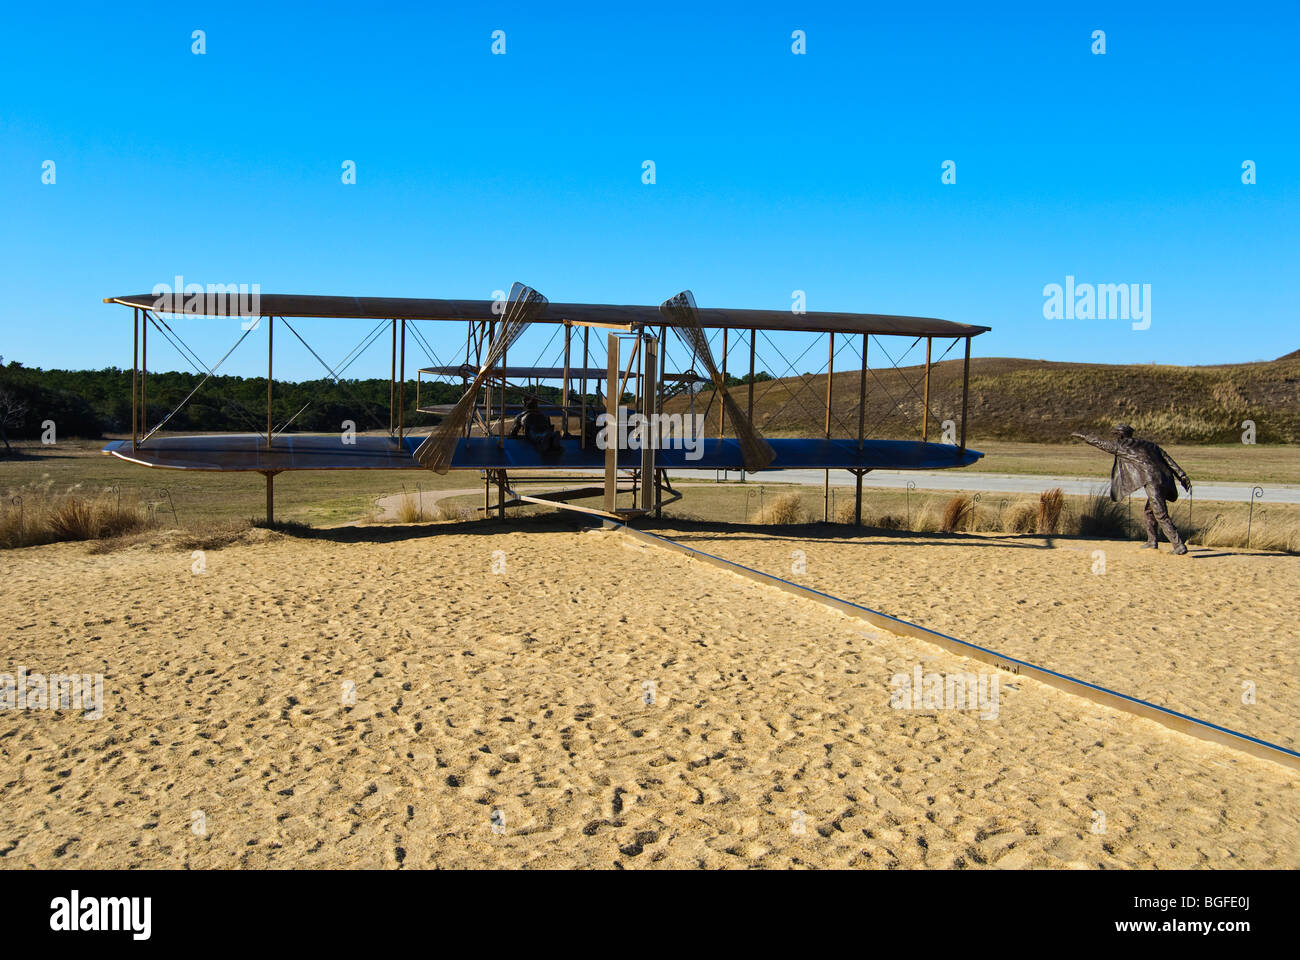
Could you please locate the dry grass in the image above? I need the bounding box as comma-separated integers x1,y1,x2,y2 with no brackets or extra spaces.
834,498,860,524
750,491,809,525
395,490,426,523
433,500,471,522
1037,488,1065,535
1,481,154,549
1077,490,1134,539
999,500,1037,533
833,497,911,530
939,494,974,533
1198,512,1300,553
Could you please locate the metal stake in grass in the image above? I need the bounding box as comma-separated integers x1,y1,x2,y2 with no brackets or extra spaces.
905,479,916,528
156,487,178,524
1247,486,1264,549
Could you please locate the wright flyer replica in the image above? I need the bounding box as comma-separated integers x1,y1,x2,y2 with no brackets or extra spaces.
100,284,991,522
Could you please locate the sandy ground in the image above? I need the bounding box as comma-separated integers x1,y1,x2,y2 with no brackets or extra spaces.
661,526,1300,751
1,520,1297,869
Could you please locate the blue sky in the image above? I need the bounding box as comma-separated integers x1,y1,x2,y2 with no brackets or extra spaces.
1,0,1296,380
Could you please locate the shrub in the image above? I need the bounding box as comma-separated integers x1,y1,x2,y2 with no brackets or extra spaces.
939,494,974,533
396,491,425,523
1076,490,1133,539
750,491,808,525
1037,488,1065,535
1002,500,1038,534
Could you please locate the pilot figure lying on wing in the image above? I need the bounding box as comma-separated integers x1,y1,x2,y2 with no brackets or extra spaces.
510,397,564,455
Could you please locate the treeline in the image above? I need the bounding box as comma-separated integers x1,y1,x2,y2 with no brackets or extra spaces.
0,361,458,439
0,359,778,441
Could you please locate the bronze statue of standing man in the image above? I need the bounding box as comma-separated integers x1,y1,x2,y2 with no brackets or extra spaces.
1072,423,1192,554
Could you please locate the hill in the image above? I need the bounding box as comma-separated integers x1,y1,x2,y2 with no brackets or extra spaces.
664,354,1300,444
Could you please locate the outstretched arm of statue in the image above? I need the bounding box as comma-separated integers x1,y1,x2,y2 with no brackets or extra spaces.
1071,432,1119,455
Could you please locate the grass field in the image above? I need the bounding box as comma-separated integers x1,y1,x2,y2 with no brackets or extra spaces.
1,436,1296,550
434,478,1300,549
973,440,1297,485
0,437,464,530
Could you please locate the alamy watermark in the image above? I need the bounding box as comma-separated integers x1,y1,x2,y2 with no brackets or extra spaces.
1043,276,1150,330
890,664,999,719
1,667,104,719
595,406,706,461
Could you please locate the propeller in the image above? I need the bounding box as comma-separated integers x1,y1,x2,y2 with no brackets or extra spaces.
414,282,548,472
659,290,774,472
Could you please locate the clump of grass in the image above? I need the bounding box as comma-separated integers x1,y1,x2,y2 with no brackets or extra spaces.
1076,490,1133,539
910,502,943,533
1,483,153,548
396,491,425,523
1037,488,1065,535
750,491,808,525
996,500,1036,533
939,494,974,533
834,498,861,525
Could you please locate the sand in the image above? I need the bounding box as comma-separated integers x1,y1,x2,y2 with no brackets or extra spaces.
662,526,1300,750
1,521,1297,868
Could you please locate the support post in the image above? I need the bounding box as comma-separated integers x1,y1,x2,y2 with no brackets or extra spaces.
658,322,667,511
580,326,589,448
390,319,397,437
266,316,273,449
131,308,139,450
856,332,868,525
562,320,571,436
824,332,834,522
604,334,619,514
398,320,406,441
265,472,274,524
922,336,932,442
141,308,148,442
959,336,971,455
747,328,756,422
499,336,507,448
719,328,728,441
641,336,657,511
484,319,494,438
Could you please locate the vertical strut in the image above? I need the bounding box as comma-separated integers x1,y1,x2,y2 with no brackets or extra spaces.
824,332,834,522
398,320,406,441
604,333,619,514
960,336,971,455
922,336,932,442
266,316,273,449
641,335,657,512
131,307,139,451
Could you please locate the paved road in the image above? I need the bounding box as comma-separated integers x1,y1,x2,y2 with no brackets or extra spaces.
380,469,1296,515
672,468,1299,504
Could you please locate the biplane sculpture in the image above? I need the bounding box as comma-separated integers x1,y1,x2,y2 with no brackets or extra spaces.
101,284,990,522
